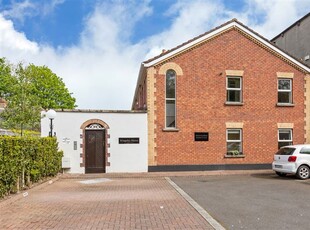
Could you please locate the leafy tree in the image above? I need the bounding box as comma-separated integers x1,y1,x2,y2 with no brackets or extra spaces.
26,64,76,110
1,63,41,135
0,58,76,135
0,58,14,99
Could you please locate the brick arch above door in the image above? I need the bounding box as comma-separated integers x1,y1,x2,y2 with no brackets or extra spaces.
80,118,110,171
80,119,110,129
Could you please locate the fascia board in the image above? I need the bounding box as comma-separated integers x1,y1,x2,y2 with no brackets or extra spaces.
143,21,310,73
234,23,310,73
143,22,237,68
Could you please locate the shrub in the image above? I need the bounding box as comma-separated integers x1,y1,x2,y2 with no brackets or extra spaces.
0,136,62,198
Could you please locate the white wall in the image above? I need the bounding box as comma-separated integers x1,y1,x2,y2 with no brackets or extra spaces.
41,110,147,173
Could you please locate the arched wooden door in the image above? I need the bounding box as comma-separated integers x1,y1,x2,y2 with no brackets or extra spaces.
85,124,105,173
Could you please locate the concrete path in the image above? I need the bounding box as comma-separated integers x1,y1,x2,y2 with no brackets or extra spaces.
0,177,214,229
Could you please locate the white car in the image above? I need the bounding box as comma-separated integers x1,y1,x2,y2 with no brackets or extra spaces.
272,144,310,180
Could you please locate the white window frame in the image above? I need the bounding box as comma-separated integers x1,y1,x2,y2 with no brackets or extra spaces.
226,129,242,153
165,70,176,129
226,76,242,103
278,129,293,147
277,79,292,104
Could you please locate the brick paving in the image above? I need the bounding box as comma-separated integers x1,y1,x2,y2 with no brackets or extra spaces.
0,177,214,230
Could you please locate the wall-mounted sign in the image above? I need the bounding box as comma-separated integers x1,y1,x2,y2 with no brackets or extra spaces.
194,132,209,141
73,141,77,150
119,138,140,144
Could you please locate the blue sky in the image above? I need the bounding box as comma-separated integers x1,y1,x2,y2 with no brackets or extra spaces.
0,0,247,47
0,0,309,109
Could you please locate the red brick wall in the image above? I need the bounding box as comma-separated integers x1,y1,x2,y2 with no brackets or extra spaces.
153,29,305,166
133,78,147,110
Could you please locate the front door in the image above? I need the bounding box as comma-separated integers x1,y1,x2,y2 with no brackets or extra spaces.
85,130,105,173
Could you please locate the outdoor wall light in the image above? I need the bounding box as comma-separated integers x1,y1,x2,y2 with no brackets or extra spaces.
46,109,57,137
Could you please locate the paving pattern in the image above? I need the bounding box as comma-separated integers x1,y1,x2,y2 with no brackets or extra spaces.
0,177,214,229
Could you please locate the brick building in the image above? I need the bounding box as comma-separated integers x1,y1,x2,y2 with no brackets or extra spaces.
132,19,310,171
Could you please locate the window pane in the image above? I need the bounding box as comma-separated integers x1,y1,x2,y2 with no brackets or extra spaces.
227,90,240,102
300,147,310,154
227,78,240,88
278,142,293,149
278,92,291,103
166,70,176,98
279,130,291,140
276,147,295,155
166,100,175,128
227,142,241,152
278,79,291,90
227,130,240,140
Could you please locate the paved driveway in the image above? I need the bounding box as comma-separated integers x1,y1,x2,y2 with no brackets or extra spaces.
172,174,310,230
0,177,212,230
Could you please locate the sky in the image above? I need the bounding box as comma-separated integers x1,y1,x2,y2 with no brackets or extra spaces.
0,0,310,109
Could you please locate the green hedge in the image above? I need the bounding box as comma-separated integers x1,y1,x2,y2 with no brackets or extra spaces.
0,136,63,198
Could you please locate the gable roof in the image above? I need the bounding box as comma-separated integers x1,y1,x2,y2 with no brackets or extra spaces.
142,19,310,72
132,19,310,109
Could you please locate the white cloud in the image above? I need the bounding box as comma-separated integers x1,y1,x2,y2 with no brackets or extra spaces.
42,0,66,16
0,0,152,109
1,0,36,23
143,0,230,59
243,0,310,39
0,0,309,109
2,0,66,22
0,14,39,54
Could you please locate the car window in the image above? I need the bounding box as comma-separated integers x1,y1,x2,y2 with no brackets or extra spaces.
275,147,295,155
300,147,310,154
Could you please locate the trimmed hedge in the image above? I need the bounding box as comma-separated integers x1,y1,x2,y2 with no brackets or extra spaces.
0,136,63,198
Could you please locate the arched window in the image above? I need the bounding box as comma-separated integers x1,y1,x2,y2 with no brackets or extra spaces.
165,70,176,128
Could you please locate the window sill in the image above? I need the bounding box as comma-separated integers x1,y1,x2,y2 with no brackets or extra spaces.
225,102,244,106
224,154,245,158
162,128,180,132
276,103,295,107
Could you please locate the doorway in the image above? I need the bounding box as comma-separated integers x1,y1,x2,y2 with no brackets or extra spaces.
85,129,105,173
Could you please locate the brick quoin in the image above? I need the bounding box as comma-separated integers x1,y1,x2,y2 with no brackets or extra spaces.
151,29,305,166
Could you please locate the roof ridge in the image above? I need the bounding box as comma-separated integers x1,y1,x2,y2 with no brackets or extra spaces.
143,18,238,64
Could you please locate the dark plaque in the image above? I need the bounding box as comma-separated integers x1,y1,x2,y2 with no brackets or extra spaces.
119,138,140,144
195,132,209,141
73,141,77,150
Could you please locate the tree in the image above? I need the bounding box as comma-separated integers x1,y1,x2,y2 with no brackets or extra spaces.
1,62,41,135
0,58,14,99
0,58,76,135
26,64,76,110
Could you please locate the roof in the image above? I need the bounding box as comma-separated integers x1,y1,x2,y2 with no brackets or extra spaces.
271,12,310,41
132,18,310,109
142,19,310,72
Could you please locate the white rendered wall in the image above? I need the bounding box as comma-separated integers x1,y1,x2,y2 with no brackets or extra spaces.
41,111,147,173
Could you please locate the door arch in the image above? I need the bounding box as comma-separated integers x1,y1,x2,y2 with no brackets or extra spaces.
81,119,110,173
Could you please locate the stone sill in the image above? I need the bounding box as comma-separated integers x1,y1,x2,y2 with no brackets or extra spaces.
225,102,244,106
276,103,295,107
224,155,245,158
162,128,180,132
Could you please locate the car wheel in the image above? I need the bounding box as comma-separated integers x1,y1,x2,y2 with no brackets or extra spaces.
296,165,310,180
276,172,287,177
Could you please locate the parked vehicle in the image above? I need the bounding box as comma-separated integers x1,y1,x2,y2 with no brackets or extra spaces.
272,144,310,179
